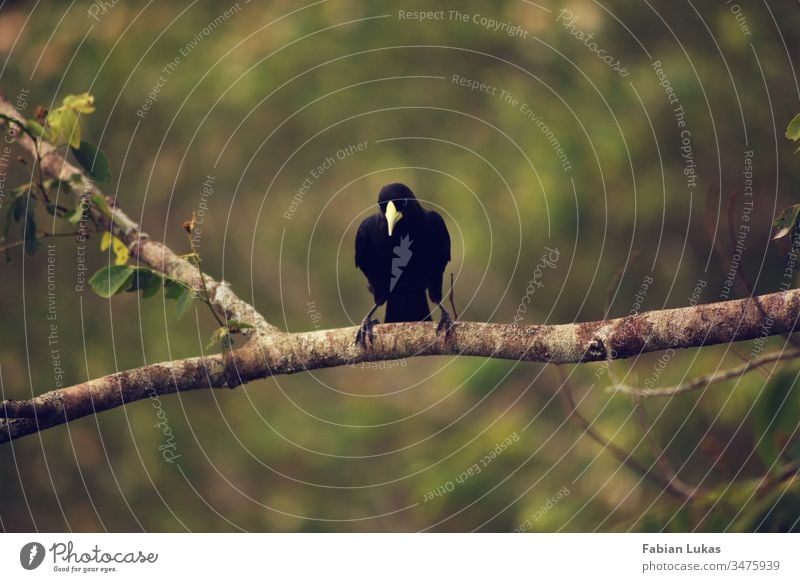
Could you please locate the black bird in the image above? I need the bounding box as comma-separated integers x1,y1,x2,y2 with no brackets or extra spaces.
354,183,452,347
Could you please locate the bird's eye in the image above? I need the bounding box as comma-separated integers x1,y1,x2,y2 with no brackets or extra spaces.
402,199,408,207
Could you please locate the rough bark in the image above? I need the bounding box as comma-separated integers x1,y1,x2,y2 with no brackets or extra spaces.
3,287,800,443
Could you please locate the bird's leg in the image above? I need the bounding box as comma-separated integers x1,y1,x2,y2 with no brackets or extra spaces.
435,303,455,341
355,303,380,348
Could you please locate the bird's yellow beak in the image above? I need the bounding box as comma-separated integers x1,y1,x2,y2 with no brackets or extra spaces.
385,200,403,236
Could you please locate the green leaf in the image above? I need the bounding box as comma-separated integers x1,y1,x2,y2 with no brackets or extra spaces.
65,205,85,224
89,265,134,298
206,326,231,350
26,119,47,139
141,275,163,299
99,231,129,265
48,107,80,148
62,108,80,149
22,212,40,255
45,108,63,142
62,92,95,114
127,268,162,298
90,193,113,218
164,278,197,319
45,200,76,218
771,204,800,240
221,333,234,350
11,195,27,223
227,320,255,333
1,191,30,259
164,278,190,300
43,178,74,194
787,113,800,142
71,140,111,183
0,114,44,142
0,113,26,136
175,287,194,320
44,198,81,222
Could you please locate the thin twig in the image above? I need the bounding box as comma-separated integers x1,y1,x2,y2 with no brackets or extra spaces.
631,392,701,499
448,272,459,321
756,462,800,493
557,369,694,501
32,137,50,204
608,348,800,397
730,345,771,381
185,214,226,329
0,229,94,253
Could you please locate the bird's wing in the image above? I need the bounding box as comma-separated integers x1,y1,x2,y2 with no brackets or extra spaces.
426,209,451,270
423,209,451,303
355,214,389,303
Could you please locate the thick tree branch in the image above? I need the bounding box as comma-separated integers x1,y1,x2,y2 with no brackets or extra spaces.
2,353,231,443
3,284,800,443
0,95,275,335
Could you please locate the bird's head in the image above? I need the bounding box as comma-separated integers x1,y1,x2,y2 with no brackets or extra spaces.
377,183,422,236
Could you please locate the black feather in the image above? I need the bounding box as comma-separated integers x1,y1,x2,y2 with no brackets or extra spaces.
355,184,451,323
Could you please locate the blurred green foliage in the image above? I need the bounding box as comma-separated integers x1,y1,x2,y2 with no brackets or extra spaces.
0,0,799,531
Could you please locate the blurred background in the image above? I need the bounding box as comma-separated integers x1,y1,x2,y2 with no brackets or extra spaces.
1,0,799,532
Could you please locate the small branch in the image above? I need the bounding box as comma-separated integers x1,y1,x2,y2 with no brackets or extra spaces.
32,135,50,204
185,214,226,330
0,229,95,253
730,345,771,381
1,352,233,443
557,371,694,501
756,462,800,493
448,272,459,321
0,95,276,335
631,392,701,500
608,348,800,398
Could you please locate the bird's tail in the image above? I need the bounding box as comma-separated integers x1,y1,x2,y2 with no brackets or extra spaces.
384,288,432,323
